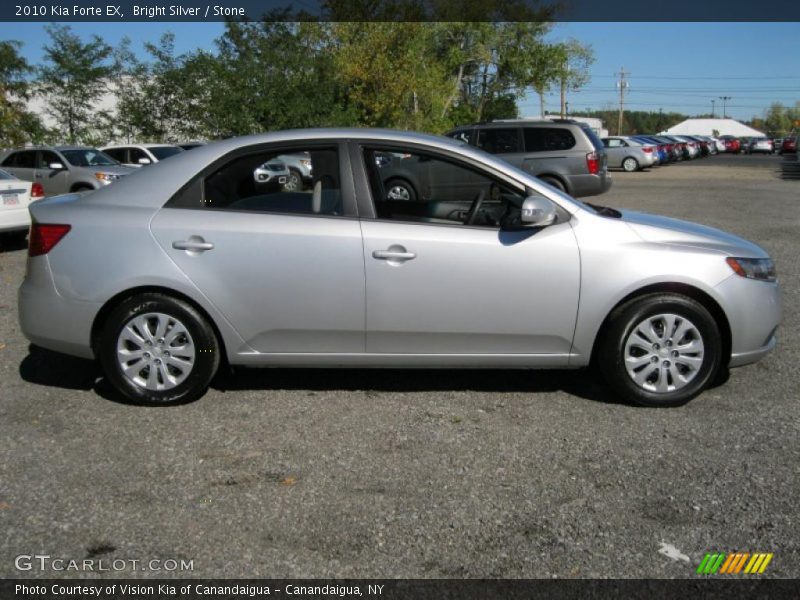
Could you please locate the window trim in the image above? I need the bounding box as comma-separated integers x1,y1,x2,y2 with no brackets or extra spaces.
164,140,358,219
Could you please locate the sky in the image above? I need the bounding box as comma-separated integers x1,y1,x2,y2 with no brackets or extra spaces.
5,21,800,122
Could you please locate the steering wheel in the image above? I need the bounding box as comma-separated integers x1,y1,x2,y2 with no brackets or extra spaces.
464,190,486,225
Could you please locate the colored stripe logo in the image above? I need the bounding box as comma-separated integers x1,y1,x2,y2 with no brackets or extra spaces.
697,552,773,574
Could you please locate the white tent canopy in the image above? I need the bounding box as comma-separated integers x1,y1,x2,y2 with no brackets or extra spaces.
660,118,765,137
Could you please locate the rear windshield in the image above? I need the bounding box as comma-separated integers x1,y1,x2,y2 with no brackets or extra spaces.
579,125,605,152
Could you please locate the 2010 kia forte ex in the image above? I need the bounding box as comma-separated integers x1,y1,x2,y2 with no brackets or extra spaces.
18,129,781,407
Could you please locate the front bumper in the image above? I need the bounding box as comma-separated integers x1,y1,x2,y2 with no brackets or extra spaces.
714,274,781,368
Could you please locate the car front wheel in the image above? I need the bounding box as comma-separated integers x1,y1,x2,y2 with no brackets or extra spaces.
98,293,220,405
598,294,722,407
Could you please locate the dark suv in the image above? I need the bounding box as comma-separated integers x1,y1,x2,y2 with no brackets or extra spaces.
446,120,612,198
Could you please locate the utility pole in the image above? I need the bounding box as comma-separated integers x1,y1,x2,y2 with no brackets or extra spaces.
719,96,732,119
711,99,716,118
616,67,630,135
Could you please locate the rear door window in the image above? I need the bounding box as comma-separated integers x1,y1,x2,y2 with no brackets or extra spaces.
476,128,522,154
523,128,576,152
3,151,37,168
104,148,128,163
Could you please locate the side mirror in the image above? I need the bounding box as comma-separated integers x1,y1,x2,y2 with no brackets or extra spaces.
138,157,152,165
49,162,65,170
520,196,557,227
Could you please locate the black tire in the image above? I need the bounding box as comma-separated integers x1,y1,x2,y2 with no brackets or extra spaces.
622,157,639,172
98,293,220,405
539,176,566,192
282,168,303,192
384,178,417,202
597,293,722,408
72,184,94,193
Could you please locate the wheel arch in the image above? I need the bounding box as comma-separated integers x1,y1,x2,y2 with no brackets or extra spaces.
536,173,570,194
589,282,732,367
90,285,229,365
70,182,96,192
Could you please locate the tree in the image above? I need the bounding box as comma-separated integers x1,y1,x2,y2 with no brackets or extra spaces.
0,40,48,147
552,39,593,118
37,24,115,144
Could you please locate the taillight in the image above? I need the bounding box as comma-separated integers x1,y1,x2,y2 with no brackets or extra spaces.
586,151,600,175
643,146,653,153
30,183,45,200
28,224,71,257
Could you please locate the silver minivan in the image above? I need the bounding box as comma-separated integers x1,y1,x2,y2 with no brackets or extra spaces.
18,129,779,408
446,120,612,197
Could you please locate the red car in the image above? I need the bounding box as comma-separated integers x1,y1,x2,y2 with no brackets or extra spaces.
780,136,797,154
721,136,741,153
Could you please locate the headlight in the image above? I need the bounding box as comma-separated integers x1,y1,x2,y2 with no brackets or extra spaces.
300,159,311,168
95,172,120,183
726,257,777,282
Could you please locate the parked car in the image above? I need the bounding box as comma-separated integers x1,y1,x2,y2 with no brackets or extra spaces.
720,136,741,154
746,137,774,154
780,136,797,154
0,146,133,196
252,158,290,188
772,138,783,153
18,129,780,408
101,144,184,168
446,119,612,197
277,153,314,191
0,168,44,239
601,136,658,171
630,136,672,163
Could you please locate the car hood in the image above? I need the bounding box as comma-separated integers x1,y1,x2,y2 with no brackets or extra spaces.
620,210,768,258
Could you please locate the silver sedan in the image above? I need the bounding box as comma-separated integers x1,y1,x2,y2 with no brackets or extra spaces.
602,137,659,171
19,129,780,407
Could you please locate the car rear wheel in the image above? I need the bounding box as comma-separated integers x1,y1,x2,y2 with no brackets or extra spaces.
98,293,220,405
622,157,639,172
598,293,722,407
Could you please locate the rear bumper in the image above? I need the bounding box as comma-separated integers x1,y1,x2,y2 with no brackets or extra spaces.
18,257,100,359
570,173,613,198
0,207,31,232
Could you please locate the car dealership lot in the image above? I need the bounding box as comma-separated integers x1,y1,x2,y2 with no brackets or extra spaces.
0,153,798,579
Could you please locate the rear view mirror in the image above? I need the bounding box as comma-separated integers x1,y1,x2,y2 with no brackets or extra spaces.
138,157,152,165
520,196,557,227
49,162,65,170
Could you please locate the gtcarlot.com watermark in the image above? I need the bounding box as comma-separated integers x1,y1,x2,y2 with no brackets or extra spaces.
15,554,194,572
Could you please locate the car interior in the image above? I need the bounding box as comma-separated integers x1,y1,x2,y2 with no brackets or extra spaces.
203,148,342,215
363,147,529,229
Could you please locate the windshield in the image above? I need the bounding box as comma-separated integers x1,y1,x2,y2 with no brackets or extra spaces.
61,149,119,167
150,146,184,160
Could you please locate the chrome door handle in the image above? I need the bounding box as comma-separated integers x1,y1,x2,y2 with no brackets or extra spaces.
172,239,214,252
372,249,416,261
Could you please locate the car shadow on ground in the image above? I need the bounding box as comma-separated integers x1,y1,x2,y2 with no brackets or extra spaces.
19,345,628,407
0,233,28,253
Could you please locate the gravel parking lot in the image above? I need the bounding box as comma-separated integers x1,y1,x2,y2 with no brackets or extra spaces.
1,153,798,579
